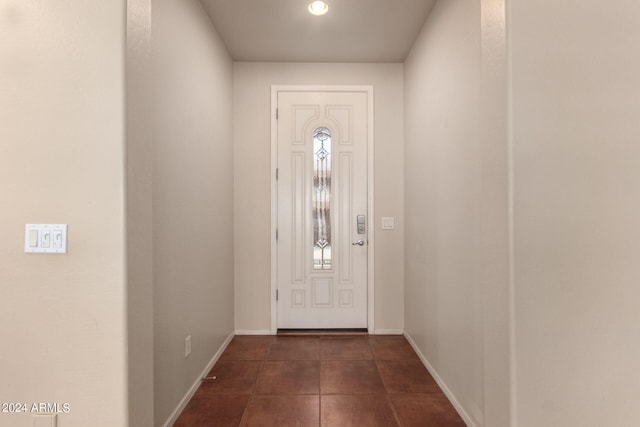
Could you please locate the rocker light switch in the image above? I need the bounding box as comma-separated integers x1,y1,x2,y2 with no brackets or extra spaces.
28,229,39,247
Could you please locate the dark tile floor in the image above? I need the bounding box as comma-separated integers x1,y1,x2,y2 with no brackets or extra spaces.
174,335,466,426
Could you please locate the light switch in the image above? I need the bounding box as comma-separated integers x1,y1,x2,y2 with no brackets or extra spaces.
53,230,63,248
28,230,39,247
381,217,395,230
41,231,51,248
25,224,68,254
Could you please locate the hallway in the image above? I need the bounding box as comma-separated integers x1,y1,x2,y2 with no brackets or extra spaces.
4,1,640,426
175,335,464,426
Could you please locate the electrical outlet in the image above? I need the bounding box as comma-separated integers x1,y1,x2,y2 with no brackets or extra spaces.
185,335,191,358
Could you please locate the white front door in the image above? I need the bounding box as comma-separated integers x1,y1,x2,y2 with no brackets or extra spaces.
276,90,369,329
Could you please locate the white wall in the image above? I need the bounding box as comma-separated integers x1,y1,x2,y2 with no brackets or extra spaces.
406,0,640,426
404,0,485,425
404,1,513,425
151,0,234,425
0,2,127,426
510,0,640,425
233,62,404,333
127,0,154,425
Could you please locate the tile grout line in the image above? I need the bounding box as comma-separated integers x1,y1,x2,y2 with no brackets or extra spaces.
318,338,322,427
370,337,403,427
238,345,267,427
317,335,323,422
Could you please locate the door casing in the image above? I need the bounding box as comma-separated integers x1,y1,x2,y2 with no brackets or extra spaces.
270,85,375,334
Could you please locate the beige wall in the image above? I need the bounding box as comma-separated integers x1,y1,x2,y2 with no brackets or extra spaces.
511,0,640,425
127,0,154,425
403,0,487,425
479,1,511,425
0,2,127,427
151,0,234,425
406,0,640,426
233,62,404,333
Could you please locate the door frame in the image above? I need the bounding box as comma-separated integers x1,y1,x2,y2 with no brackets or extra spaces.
270,85,375,334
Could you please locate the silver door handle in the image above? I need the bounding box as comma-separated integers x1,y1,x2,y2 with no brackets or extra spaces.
352,240,365,246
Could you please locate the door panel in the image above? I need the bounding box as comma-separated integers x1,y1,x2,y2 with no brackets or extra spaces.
277,91,368,329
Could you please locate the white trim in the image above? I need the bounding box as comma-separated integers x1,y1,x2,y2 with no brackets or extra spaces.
270,85,375,334
404,332,477,427
162,332,234,427
373,329,404,335
270,87,279,335
366,87,375,335
235,329,274,336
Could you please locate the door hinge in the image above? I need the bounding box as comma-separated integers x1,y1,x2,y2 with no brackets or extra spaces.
276,168,278,180
275,228,278,241
276,289,279,301
276,108,279,120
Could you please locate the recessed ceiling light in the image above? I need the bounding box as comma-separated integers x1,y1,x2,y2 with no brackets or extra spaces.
308,0,329,16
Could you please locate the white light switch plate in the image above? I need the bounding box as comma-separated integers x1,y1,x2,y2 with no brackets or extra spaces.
25,224,68,254
33,414,57,427
381,217,395,230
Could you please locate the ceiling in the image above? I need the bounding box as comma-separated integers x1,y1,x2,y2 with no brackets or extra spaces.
200,0,436,63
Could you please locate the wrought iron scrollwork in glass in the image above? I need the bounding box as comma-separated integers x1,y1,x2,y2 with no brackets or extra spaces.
313,127,332,270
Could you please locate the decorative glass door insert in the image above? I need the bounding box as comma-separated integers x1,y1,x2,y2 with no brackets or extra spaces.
313,127,332,270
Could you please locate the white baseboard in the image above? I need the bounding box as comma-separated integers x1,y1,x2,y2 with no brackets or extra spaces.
235,329,403,336
373,329,404,335
163,331,235,427
234,329,273,336
403,331,476,427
